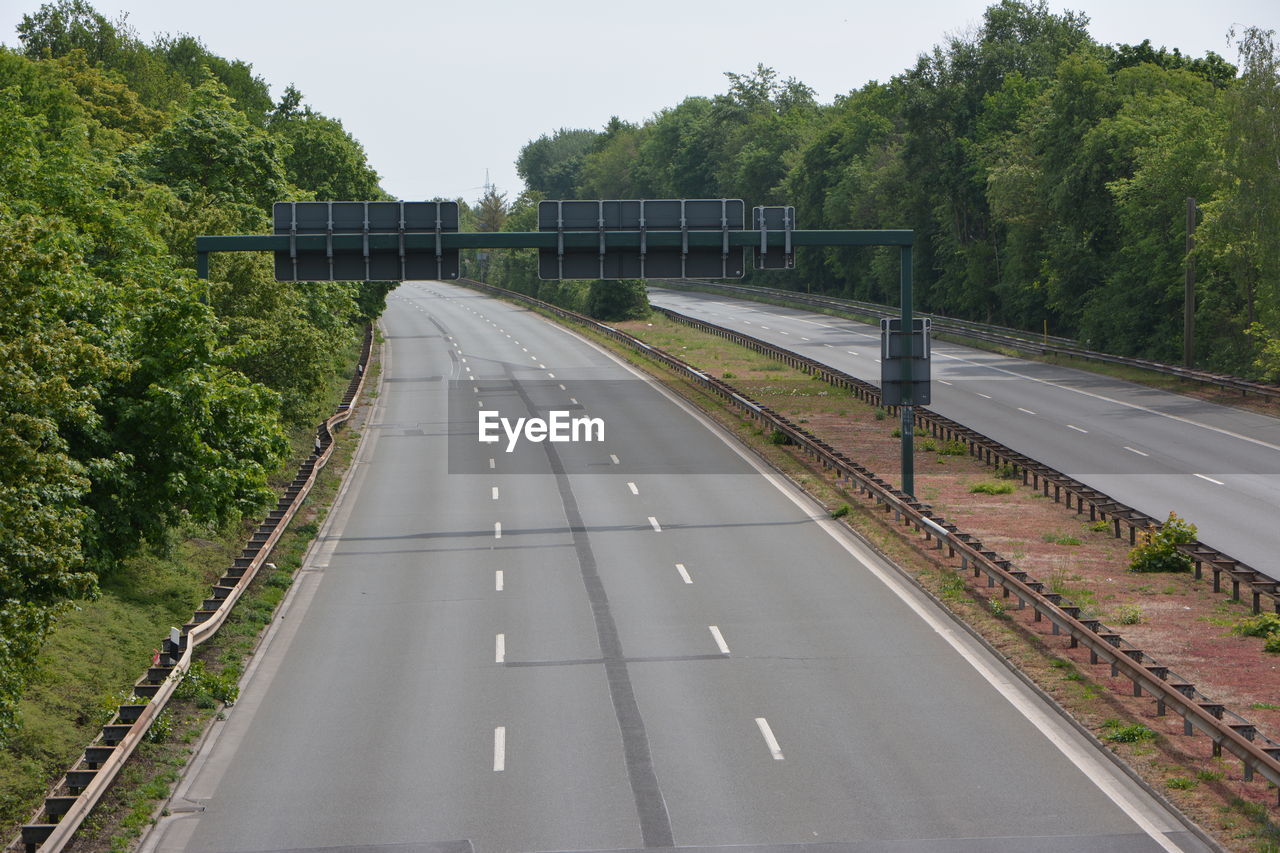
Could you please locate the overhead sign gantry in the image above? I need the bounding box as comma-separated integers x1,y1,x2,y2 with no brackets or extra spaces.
196,198,927,496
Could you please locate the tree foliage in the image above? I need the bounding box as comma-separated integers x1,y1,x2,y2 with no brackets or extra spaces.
501,2,1279,379
0,1,392,736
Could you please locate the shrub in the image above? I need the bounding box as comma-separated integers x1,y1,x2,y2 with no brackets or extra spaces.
830,504,850,519
767,428,791,445
1265,634,1280,654
874,407,887,421
937,439,968,456
1128,512,1197,573
146,709,173,744
920,438,938,452
176,660,239,708
1114,604,1144,625
994,463,1020,479
1166,776,1197,790
969,482,1014,495
1234,613,1280,638
1103,720,1156,743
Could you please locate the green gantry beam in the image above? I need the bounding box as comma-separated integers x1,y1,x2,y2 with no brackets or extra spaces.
195,229,913,254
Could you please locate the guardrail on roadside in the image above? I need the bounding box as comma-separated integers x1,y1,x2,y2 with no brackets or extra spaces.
653,279,1280,401
457,277,1280,804
651,305,1280,619
13,326,374,853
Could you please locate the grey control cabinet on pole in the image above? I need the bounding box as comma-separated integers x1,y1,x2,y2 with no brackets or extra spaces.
880,318,931,406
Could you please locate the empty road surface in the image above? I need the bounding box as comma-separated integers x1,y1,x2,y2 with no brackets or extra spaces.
143,281,1211,853
648,286,1280,580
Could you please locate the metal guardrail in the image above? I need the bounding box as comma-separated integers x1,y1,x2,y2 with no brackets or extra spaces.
650,305,1280,616
13,326,374,853
457,278,1280,804
654,279,1280,401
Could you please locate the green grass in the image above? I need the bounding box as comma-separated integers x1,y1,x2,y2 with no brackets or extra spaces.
969,481,1015,495
1042,532,1083,546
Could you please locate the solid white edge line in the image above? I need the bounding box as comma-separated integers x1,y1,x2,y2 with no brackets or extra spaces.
495,633,505,663
755,717,784,760
709,625,730,655
451,283,1191,850
676,563,693,584
493,726,506,772
495,570,504,591
648,516,662,532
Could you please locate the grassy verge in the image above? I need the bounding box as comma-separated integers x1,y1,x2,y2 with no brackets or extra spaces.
0,330,377,851
508,299,1278,851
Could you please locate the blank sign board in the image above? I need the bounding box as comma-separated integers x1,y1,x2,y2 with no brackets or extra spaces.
273,201,459,282
538,199,745,280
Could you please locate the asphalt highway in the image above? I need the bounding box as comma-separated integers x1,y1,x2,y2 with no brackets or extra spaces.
142,281,1212,853
648,287,1280,579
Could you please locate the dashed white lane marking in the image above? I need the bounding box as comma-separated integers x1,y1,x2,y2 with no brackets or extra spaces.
823,344,834,348
1124,446,1149,457
1194,473,1224,485
976,393,992,399
676,563,693,584
760,325,770,330
461,358,467,363
570,398,578,405
648,516,662,532
495,633,505,663
938,379,953,385
709,625,730,655
492,487,499,500
628,482,639,495
495,570,504,591
559,384,567,391
846,351,858,356
529,356,538,361
477,400,483,408
755,717,784,760
547,372,555,378
800,336,810,341
494,522,502,539
489,458,496,469
539,364,547,369
1067,424,1088,433
778,330,789,335
1017,407,1036,415
522,347,528,352
610,454,621,465
473,386,479,393
493,727,506,772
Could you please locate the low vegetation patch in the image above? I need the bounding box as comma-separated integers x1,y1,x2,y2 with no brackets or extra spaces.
969,481,1015,495
1128,512,1197,573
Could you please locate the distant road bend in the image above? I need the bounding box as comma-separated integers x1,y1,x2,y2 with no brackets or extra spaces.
648,286,1280,581
144,281,1210,853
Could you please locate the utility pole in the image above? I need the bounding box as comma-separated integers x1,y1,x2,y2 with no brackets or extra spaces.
1184,197,1196,368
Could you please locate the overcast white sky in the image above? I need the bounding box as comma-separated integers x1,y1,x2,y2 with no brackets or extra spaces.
1,0,1275,203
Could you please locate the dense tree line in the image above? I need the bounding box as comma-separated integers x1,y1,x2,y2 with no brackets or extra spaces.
0,1,392,734
506,1,1279,377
